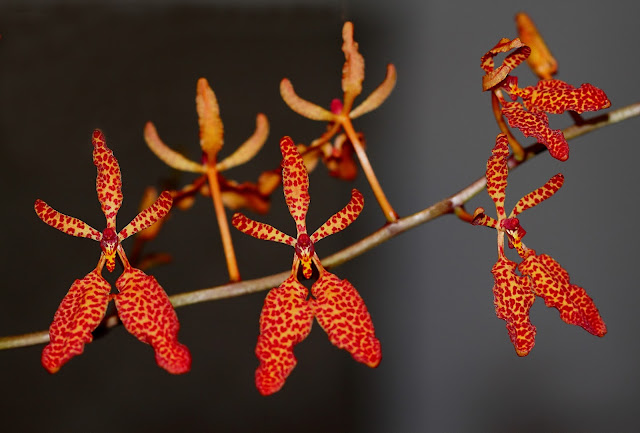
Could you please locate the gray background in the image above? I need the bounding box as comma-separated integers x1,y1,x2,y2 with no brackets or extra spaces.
1,0,639,432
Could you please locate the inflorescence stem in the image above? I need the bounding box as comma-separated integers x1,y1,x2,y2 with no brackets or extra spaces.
1,101,638,351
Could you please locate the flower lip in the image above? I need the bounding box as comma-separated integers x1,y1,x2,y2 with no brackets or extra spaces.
295,233,315,279
100,227,119,272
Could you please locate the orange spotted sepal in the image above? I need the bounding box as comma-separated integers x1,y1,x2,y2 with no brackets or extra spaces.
233,135,378,394
515,12,557,80
491,257,536,356
114,267,192,374
312,270,381,367
41,268,111,373
481,37,530,92
92,129,123,230
518,252,606,337
255,275,314,395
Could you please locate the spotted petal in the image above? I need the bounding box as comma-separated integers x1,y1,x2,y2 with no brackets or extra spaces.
519,253,606,337
114,267,191,374
312,271,381,367
280,136,311,235
501,100,569,161
511,173,564,217
42,269,111,373
92,129,123,229
515,79,611,114
311,189,364,244
255,275,314,395
231,213,295,246
350,64,397,119
34,199,101,241
486,134,510,219
491,257,536,356
118,191,173,241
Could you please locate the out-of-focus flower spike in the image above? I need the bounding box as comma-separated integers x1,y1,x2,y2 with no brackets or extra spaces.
143,122,206,173
220,171,280,215
196,77,225,161
500,100,569,161
491,257,537,356
114,267,191,374
341,21,365,110
280,136,310,235
481,38,530,91
486,134,510,218
216,113,269,172
118,191,173,241
279,79,336,121
511,173,564,217
41,269,111,373
92,129,123,229
519,254,607,337
311,270,381,367
350,64,397,119
311,189,364,244
471,207,499,229
255,275,314,395
231,213,295,246
34,199,102,241
515,12,557,80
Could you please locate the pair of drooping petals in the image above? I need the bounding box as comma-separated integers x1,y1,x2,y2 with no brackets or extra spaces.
472,134,606,356
481,28,610,161
35,129,191,374
232,136,381,395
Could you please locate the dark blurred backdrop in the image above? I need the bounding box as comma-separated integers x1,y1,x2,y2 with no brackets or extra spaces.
1,0,639,432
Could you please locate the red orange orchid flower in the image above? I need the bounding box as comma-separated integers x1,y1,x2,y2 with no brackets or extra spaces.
472,134,606,356
232,136,381,395
481,15,610,161
35,129,191,374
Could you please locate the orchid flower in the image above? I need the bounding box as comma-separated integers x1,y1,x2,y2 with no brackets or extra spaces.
232,136,381,395
472,134,606,356
35,129,191,374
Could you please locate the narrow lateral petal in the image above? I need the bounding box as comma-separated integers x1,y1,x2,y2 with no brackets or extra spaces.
216,113,269,172
280,136,311,234
350,64,397,119
231,213,295,246
255,275,314,395
42,269,111,373
501,100,569,161
486,134,510,219
114,267,191,374
92,129,123,229
312,271,381,367
144,122,205,173
511,173,564,217
34,199,101,241
519,254,606,337
470,208,499,229
491,257,536,356
118,191,173,240
196,77,224,161
279,79,335,121
520,254,607,336
311,189,364,244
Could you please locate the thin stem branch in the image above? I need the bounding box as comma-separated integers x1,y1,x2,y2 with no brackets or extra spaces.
340,115,399,223
206,165,241,282
1,102,638,351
